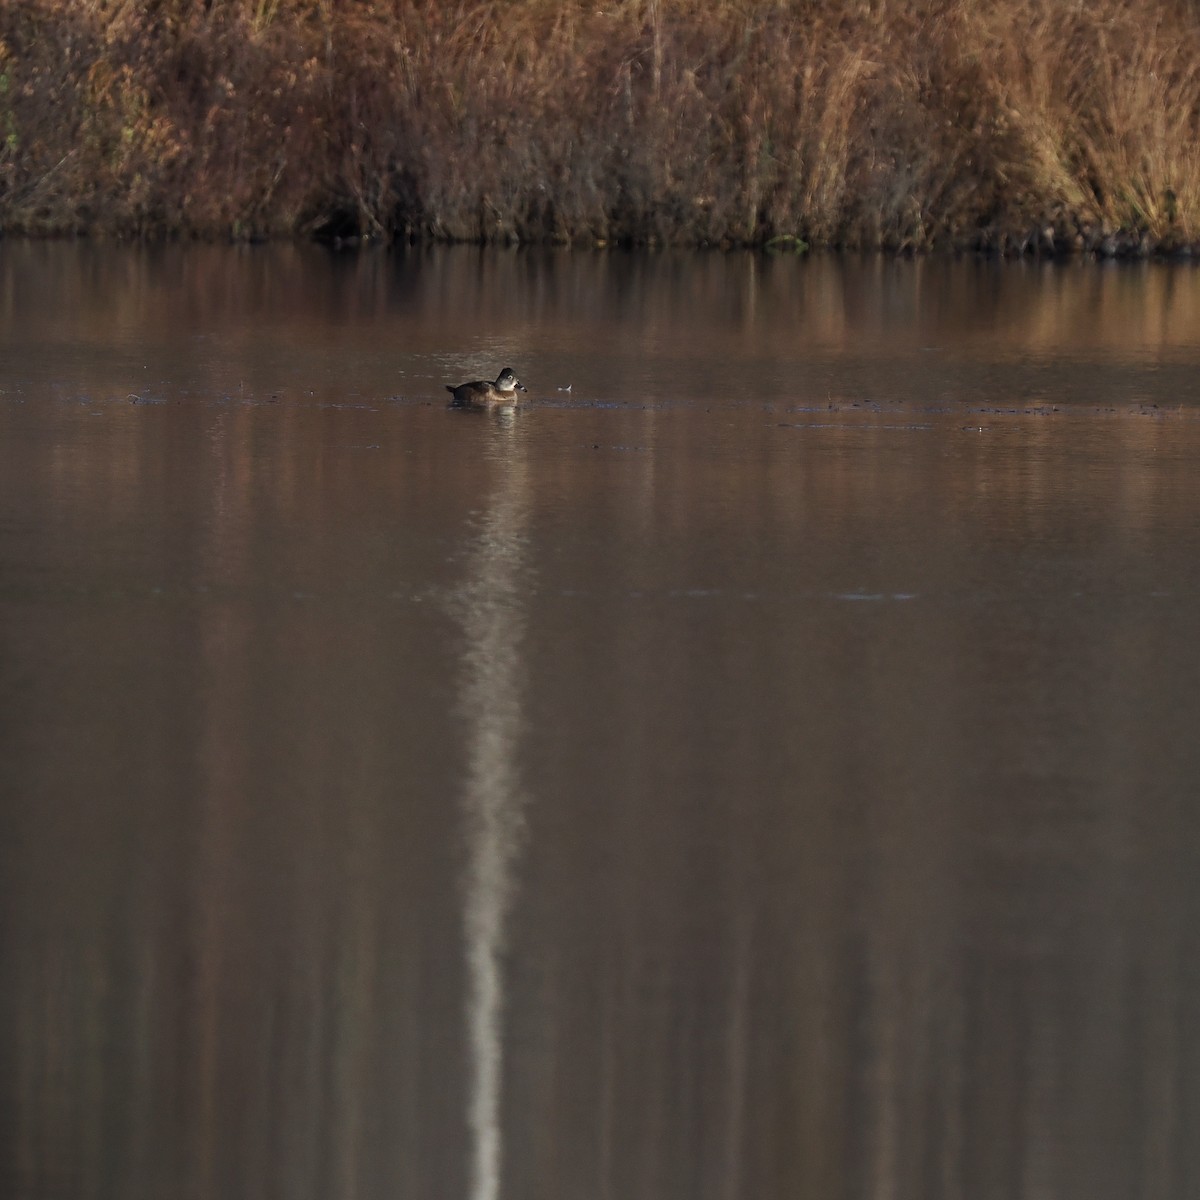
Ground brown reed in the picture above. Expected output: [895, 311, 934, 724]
[2, 0, 1200, 251]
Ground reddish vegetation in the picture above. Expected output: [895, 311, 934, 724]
[2, 0, 1200, 252]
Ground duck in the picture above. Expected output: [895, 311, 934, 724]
[446, 367, 528, 409]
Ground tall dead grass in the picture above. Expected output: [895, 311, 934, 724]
[2, 0, 1200, 250]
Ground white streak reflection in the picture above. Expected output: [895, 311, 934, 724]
[455, 425, 530, 1200]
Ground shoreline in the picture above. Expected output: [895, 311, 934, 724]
[3, 229, 1197, 264]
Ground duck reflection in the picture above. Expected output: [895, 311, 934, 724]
[452, 417, 532, 1200]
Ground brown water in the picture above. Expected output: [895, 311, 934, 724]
[3, 243, 1200, 1200]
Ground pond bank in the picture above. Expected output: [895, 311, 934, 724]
[3, 1, 1200, 253]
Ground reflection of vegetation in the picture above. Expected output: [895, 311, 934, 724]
[3, 0, 1200, 251]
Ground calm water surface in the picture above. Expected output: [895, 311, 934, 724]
[3, 244, 1200, 1199]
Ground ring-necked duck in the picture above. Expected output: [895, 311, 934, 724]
[446, 367, 527, 408]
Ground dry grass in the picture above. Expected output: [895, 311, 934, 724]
[2, 0, 1200, 250]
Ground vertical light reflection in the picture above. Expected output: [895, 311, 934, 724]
[455, 417, 531, 1200]
[720, 913, 750, 1200]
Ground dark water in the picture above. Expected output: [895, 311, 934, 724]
[3, 243, 1200, 1200]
